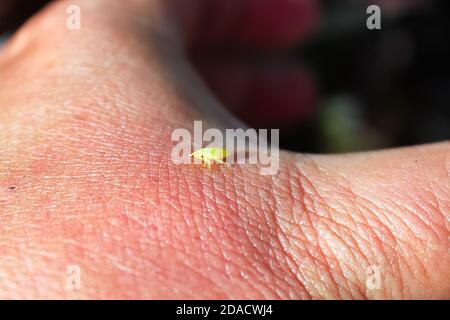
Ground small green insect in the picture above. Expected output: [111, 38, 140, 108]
[191, 147, 231, 169]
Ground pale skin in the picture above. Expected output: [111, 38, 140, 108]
[0, 0, 448, 299]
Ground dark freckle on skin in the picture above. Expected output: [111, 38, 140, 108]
[7, 186, 17, 191]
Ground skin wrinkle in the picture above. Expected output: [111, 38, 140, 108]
[213, 212, 268, 298]
[344, 193, 398, 298]
[241, 168, 312, 298]
[221, 168, 281, 298]
[306, 160, 412, 298]
[150, 229, 220, 297]
[254, 190, 309, 298]
[277, 171, 314, 297]
[2, 135, 446, 298]
[5, 230, 84, 299]
[286, 165, 326, 288]
[1, 0, 449, 299]
[12, 134, 190, 298]
[269, 166, 314, 299]
[160, 165, 207, 285]
[391, 189, 442, 243]
[177, 170, 215, 280]
[414, 146, 448, 234]
[294, 158, 392, 298]
[226, 175, 289, 298]
[317, 221, 358, 299]
[303, 177, 363, 292]
[318, 221, 363, 297]
[317, 227, 361, 299]
[319, 182, 383, 298]
[284, 178, 329, 298]
[358, 186, 435, 290]
[387, 193, 442, 269]
[311, 147, 449, 298]
[271, 159, 343, 298]
[222, 192, 267, 298]
[191, 177, 244, 295]
[298, 170, 345, 298]
[264, 175, 306, 298]
[252, 169, 307, 298]
[171, 163, 301, 298]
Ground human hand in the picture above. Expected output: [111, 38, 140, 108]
[0, 0, 448, 299]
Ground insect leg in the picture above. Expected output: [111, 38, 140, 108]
[214, 159, 231, 167]
[204, 159, 212, 169]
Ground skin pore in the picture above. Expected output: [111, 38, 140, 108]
[0, 0, 448, 299]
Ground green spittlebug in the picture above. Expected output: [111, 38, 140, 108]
[191, 147, 230, 169]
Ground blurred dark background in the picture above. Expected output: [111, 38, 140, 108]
[1, 0, 449, 153]
[290, 0, 450, 153]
